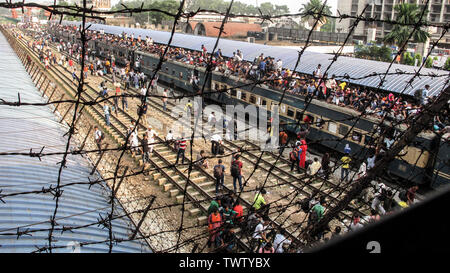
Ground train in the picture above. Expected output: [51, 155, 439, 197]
[47, 23, 449, 190]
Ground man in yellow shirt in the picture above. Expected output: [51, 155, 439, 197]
[340, 152, 352, 182]
[253, 189, 269, 217]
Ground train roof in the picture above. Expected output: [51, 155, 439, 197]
[58, 21, 449, 98]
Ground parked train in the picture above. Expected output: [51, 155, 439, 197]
[48, 25, 449, 189]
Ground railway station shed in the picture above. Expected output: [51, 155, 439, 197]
[0, 42, 151, 253]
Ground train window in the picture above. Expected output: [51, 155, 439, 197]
[339, 124, 349, 136]
[262, 99, 267, 106]
[230, 88, 237, 97]
[241, 92, 247, 101]
[256, 97, 261, 105]
[295, 111, 303, 121]
[352, 131, 362, 142]
[172, 69, 176, 75]
[328, 122, 337, 134]
[179, 72, 183, 79]
[249, 95, 256, 104]
[165, 67, 169, 72]
[237, 90, 241, 99]
[287, 107, 295, 117]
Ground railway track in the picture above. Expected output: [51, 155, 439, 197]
[14, 28, 373, 249]
[39, 29, 374, 219]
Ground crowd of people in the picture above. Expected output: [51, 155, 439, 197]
[46, 24, 450, 135]
[17, 25, 439, 253]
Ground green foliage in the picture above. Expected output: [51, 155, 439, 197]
[402, 52, 414, 66]
[57, 1, 78, 21]
[444, 57, 450, 71]
[355, 44, 393, 62]
[383, 3, 430, 48]
[112, 0, 178, 25]
[414, 53, 422, 66]
[185, 0, 289, 16]
[299, 0, 332, 24]
[320, 17, 336, 32]
[424, 57, 433, 68]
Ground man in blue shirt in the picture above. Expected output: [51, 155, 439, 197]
[307, 82, 316, 96]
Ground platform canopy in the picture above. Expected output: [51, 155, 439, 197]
[0, 32, 151, 253]
[61, 21, 449, 97]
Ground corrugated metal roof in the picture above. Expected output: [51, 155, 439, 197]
[0, 32, 151, 253]
[61, 21, 449, 97]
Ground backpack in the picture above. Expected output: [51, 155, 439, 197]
[230, 160, 240, 178]
[218, 145, 225, 155]
[289, 150, 299, 162]
[137, 105, 143, 116]
[213, 165, 223, 178]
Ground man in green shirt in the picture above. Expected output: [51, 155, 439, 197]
[253, 189, 269, 217]
[207, 198, 220, 216]
[309, 196, 328, 240]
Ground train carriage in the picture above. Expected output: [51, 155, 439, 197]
[51, 22, 450, 189]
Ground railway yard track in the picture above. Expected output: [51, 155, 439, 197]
[9, 28, 374, 251]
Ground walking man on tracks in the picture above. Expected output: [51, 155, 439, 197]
[103, 102, 110, 126]
[174, 133, 187, 165]
[230, 154, 244, 193]
[162, 88, 168, 111]
[213, 159, 226, 195]
[94, 126, 104, 154]
[141, 133, 150, 165]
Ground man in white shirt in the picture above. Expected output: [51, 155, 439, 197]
[251, 217, 270, 252]
[207, 111, 216, 126]
[141, 86, 147, 98]
[94, 126, 103, 154]
[273, 229, 291, 253]
[103, 103, 110, 126]
[210, 133, 222, 155]
[147, 125, 158, 139]
[276, 59, 283, 71]
[165, 130, 174, 142]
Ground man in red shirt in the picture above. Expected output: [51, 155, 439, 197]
[233, 199, 244, 225]
[231, 154, 244, 193]
[174, 134, 187, 165]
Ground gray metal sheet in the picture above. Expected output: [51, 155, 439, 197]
[0, 31, 150, 253]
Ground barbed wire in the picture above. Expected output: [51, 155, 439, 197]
[0, 0, 449, 254]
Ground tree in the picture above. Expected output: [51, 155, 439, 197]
[112, 0, 178, 25]
[444, 57, 450, 71]
[355, 44, 393, 62]
[299, 0, 332, 30]
[402, 52, 414, 66]
[383, 3, 430, 62]
[320, 17, 335, 33]
[414, 53, 422, 66]
[425, 56, 433, 68]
